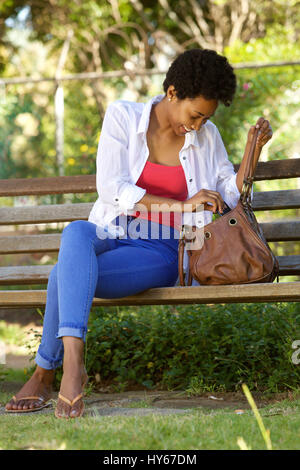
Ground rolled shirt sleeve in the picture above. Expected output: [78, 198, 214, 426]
[214, 126, 253, 208]
[96, 103, 146, 214]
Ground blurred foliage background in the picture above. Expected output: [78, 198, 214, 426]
[0, 0, 299, 279]
[0, 0, 299, 179]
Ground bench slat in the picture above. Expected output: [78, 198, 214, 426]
[0, 159, 299, 197]
[0, 203, 93, 225]
[259, 220, 300, 241]
[0, 282, 299, 307]
[1, 219, 299, 254]
[0, 190, 300, 226]
[0, 265, 53, 284]
[0, 256, 299, 285]
[0, 175, 96, 197]
[277, 255, 300, 275]
[252, 189, 300, 210]
[0, 234, 60, 254]
[243, 158, 300, 181]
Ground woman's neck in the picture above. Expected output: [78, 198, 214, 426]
[148, 97, 175, 139]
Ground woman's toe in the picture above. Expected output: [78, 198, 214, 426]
[70, 406, 81, 418]
[20, 401, 29, 410]
[63, 403, 71, 418]
[56, 400, 70, 418]
[29, 400, 39, 409]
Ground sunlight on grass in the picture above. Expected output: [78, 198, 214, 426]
[0, 399, 299, 450]
[0, 321, 25, 346]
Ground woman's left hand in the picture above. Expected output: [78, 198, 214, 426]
[250, 117, 273, 150]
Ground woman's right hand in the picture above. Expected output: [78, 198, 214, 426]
[183, 189, 226, 214]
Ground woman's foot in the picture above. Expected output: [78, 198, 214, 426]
[5, 366, 54, 412]
[55, 337, 88, 419]
[55, 364, 88, 419]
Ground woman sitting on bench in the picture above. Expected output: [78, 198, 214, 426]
[5, 48, 272, 419]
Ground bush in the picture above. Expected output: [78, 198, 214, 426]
[83, 302, 300, 393]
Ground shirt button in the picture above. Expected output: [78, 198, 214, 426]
[183, 156, 186, 160]
[115, 198, 119, 202]
[189, 178, 193, 182]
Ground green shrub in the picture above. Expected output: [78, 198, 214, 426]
[84, 302, 300, 393]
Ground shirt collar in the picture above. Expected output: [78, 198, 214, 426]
[137, 94, 165, 135]
[185, 129, 201, 148]
[137, 93, 201, 149]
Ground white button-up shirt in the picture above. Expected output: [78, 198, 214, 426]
[88, 93, 243, 286]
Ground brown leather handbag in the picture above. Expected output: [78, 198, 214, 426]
[178, 127, 279, 286]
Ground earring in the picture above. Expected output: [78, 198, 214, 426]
[168, 97, 172, 102]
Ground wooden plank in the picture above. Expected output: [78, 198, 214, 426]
[0, 175, 96, 197]
[252, 189, 300, 211]
[0, 256, 299, 285]
[0, 234, 61, 254]
[0, 159, 299, 198]
[277, 256, 300, 276]
[259, 220, 300, 241]
[0, 219, 299, 254]
[0, 282, 299, 307]
[0, 190, 299, 226]
[0, 203, 92, 225]
[0, 265, 53, 284]
[234, 159, 300, 181]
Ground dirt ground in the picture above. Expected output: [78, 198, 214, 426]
[1, 378, 296, 417]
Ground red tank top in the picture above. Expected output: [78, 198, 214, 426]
[129, 160, 188, 230]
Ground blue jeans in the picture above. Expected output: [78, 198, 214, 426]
[35, 217, 180, 370]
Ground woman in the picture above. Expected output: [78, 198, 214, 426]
[5, 49, 272, 419]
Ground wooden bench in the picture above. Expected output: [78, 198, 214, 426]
[1, 158, 300, 308]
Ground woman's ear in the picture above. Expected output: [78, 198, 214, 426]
[167, 85, 178, 102]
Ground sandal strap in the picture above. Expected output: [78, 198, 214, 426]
[12, 395, 46, 402]
[58, 392, 83, 407]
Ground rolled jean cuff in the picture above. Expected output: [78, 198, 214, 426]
[56, 326, 87, 343]
[35, 351, 63, 370]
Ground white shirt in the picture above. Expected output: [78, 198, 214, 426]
[88, 93, 243, 286]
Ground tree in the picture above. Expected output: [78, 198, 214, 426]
[1, 0, 300, 108]
[0, 1, 299, 180]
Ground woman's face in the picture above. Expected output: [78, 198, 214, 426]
[167, 86, 218, 137]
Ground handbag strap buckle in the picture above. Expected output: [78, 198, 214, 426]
[180, 224, 197, 243]
[241, 177, 254, 206]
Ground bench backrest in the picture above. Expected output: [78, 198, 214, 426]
[0, 159, 300, 287]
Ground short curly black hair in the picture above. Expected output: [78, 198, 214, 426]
[163, 49, 236, 106]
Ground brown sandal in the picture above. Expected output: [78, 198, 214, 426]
[54, 376, 88, 419]
[55, 392, 85, 419]
[5, 395, 52, 413]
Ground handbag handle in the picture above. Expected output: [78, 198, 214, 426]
[241, 127, 260, 205]
[178, 126, 260, 287]
[178, 240, 193, 286]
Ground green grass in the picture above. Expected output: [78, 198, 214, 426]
[1, 368, 299, 450]
[1, 300, 299, 449]
[0, 399, 299, 450]
[1, 368, 28, 382]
